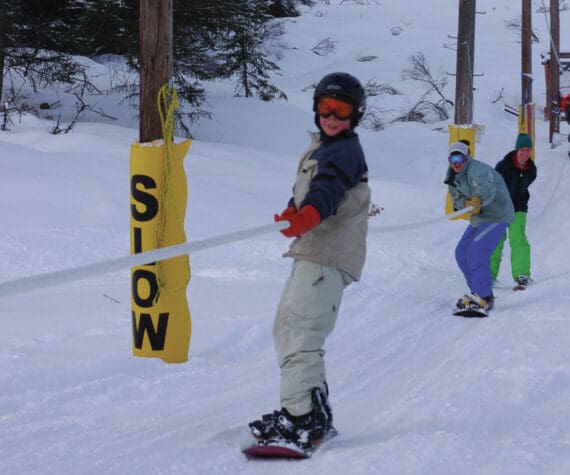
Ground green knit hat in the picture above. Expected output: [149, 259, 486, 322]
[515, 133, 532, 150]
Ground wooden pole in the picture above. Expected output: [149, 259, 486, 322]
[139, 0, 173, 143]
[521, 0, 532, 104]
[549, 0, 560, 142]
[454, 0, 476, 125]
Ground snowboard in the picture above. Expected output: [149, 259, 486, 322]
[243, 427, 337, 459]
[453, 308, 488, 318]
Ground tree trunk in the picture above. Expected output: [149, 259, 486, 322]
[0, 6, 7, 104]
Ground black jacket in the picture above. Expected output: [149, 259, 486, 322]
[495, 150, 537, 212]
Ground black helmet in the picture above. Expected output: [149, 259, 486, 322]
[313, 72, 366, 126]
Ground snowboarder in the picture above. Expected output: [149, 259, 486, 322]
[444, 141, 515, 315]
[490, 133, 537, 290]
[248, 72, 370, 451]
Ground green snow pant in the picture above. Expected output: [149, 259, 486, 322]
[490, 211, 531, 282]
[273, 260, 353, 416]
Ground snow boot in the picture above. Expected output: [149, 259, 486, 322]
[273, 388, 331, 448]
[457, 292, 493, 313]
[249, 409, 282, 440]
[321, 382, 334, 433]
[515, 275, 529, 289]
[249, 387, 332, 448]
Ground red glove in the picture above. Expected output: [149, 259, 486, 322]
[274, 204, 321, 238]
[278, 205, 297, 218]
[273, 206, 295, 229]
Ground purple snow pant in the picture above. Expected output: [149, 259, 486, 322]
[455, 222, 508, 298]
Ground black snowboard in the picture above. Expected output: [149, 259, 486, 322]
[453, 308, 488, 318]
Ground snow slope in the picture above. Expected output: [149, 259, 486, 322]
[1, 1, 570, 474]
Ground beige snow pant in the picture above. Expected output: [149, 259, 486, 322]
[273, 259, 354, 416]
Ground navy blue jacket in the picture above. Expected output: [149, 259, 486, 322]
[495, 151, 537, 212]
[289, 130, 368, 219]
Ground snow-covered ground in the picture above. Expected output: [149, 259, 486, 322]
[1, 1, 570, 473]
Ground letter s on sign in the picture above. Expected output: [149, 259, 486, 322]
[131, 174, 159, 222]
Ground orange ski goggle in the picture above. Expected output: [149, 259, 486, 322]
[317, 96, 353, 120]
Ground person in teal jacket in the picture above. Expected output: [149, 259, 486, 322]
[490, 133, 537, 289]
[445, 141, 515, 313]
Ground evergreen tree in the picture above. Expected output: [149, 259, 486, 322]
[170, 0, 285, 130]
[269, 0, 314, 18]
[79, 0, 137, 56]
[0, 0, 288, 129]
[11, 0, 80, 52]
[220, 0, 286, 101]
[0, 0, 85, 103]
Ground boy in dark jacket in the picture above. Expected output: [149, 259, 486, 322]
[490, 133, 537, 289]
[248, 73, 370, 450]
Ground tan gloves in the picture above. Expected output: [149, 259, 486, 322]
[464, 195, 482, 215]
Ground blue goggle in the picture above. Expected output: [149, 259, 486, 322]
[448, 153, 466, 165]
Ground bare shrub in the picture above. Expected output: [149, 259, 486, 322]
[396, 52, 453, 123]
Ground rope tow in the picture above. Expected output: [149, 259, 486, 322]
[0, 221, 288, 299]
[369, 205, 473, 234]
[0, 207, 472, 299]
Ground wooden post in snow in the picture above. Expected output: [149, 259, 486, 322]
[548, 0, 560, 143]
[139, 0, 173, 142]
[454, 0, 476, 125]
[521, 0, 532, 104]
